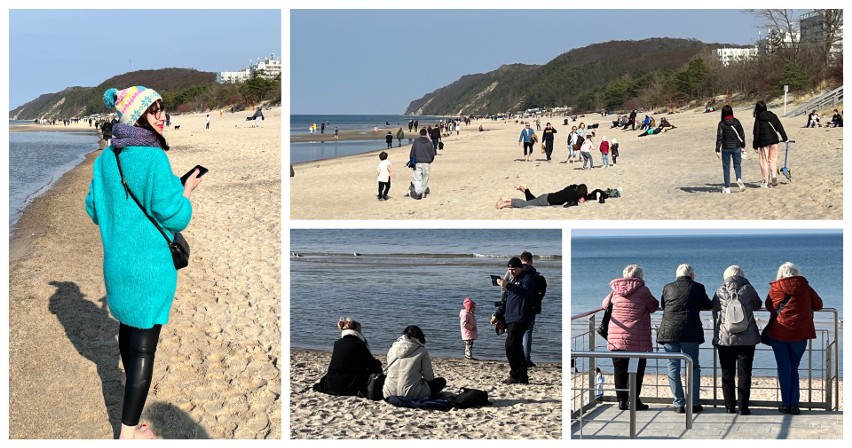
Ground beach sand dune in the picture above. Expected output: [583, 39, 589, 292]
[290, 349, 562, 439]
[290, 107, 842, 220]
[9, 108, 281, 439]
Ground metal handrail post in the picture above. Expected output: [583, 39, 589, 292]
[588, 315, 596, 405]
[628, 357, 637, 439]
[686, 355, 693, 429]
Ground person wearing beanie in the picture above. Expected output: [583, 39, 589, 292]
[492, 256, 536, 384]
[459, 297, 478, 360]
[85, 86, 205, 439]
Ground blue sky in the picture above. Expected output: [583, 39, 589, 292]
[8, 9, 281, 109]
[291, 9, 802, 115]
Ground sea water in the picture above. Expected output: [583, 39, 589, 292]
[8, 130, 100, 231]
[290, 229, 563, 362]
[571, 231, 842, 378]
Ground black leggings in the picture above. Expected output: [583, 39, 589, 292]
[119, 323, 162, 426]
[378, 180, 390, 197]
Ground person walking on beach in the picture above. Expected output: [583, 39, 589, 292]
[334, 127, 339, 139]
[715, 105, 747, 194]
[396, 127, 405, 147]
[566, 126, 578, 163]
[429, 125, 441, 153]
[603, 264, 658, 410]
[658, 264, 713, 414]
[383, 326, 447, 399]
[408, 119, 413, 132]
[764, 262, 823, 415]
[376, 151, 393, 201]
[408, 128, 434, 200]
[460, 297, 478, 360]
[312, 317, 383, 397]
[580, 134, 595, 169]
[205, 114, 210, 130]
[712, 265, 762, 415]
[86, 86, 204, 439]
[541, 122, 557, 162]
[385, 131, 393, 148]
[321, 122, 326, 134]
[518, 122, 536, 162]
[752, 100, 788, 188]
[492, 257, 535, 384]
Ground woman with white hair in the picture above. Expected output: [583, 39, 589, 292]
[764, 262, 823, 415]
[602, 264, 659, 410]
[712, 265, 762, 415]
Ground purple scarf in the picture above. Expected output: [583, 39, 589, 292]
[111, 123, 162, 150]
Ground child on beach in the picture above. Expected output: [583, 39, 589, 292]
[599, 136, 610, 168]
[460, 297, 478, 360]
[377, 151, 393, 201]
[596, 367, 605, 402]
[611, 138, 619, 165]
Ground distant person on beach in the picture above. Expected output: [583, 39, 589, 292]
[459, 297, 478, 360]
[455, 122, 460, 135]
[610, 137, 620, 165]
[752, 100, 788, 189]
[86, 86, 204, 439]
[205, 114, 210, 130]
[658, 117, 676, 132]
[492, 257, 536, 384]
[535, 118, 541, 131]
[764, 262, 823, 415]
[599, 136, 610, 168]
[579, 134, 595, 169]
[830, 109, 843, 127]
[383, 325, 447, 399]
[658, 264, 712, 414]
[566, 126, 578, 163]
[806, 110, 821, 128]
[518, 122, 536, 162]
[376, 151, 393, 201]
[595, 367, 605, 402]
[385, 131, 393, 148]
[603, 264, 658, 410]
[408, 128, 434, 200]
[312, 317, 383, 397]
[408, 119, 413, 132]
[541, 122, 557, 162]
[396, 127, 404, 147]
[429, 125, 441, 152]
[495, 183, 588, 209]
[321, 122, 326, 134]
[165, 112, 171, 127]
[334, 127, 339, 139]
[715, 105, 747, 194]
[712, 265, 762, 415]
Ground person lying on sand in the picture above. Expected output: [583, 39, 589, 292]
[496, 184, 588, 209]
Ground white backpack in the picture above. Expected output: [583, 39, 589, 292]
[723, 287, 749, 334]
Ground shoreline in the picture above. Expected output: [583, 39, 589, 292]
[290, 349, 563, 439]
[9, 108, 282, 439]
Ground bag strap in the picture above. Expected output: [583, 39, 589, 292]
[602, 292, 614, 310]
[776, 294, 793, 314]
[382, 356, 399, 374]
[731, 125, 744, 144]
[114, 149, 173, 245]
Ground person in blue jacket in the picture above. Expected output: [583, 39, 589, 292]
[86, 86, 204, 439]
[492, 256, 536, 384]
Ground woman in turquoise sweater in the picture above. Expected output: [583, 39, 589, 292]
[86, 86, 203, 439]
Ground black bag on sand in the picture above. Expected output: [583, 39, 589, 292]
[365, 372, 386, 401]
[453, 387, 492, 409]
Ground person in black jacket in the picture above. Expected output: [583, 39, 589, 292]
[541, 122, 557, 162]
[496, 183, 588, 209]
[752, 101, 789, 188]
[492, 257, 536, 384]
[312, 317, 382, 397]
[657, 264, 713, 414]
[714, 105, 747, 194]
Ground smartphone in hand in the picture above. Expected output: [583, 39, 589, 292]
[490, 274, 502, 286]
[180, 165, 209, 185]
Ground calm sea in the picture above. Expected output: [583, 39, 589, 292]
[290, 114, 447, 163]
[8, 129, 100, 231]
[571, 232, 843, 377]
[290, 229, 563, 362]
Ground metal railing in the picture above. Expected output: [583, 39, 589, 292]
[571, 307, 840, 438]
[786, 86, 843, 117]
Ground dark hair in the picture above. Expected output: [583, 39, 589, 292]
[419, 128, 427, 136]
[379, 151, 388, 160]
[520, 251, 533, 263]
[135, 99, 169, 151]
[720, 105, 733, 120]
[576, 184, 589, 197]
[753, 100, 767, 117]
[403, 325, 426, 344]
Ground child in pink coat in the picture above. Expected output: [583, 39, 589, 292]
[460, 297, 478, 360]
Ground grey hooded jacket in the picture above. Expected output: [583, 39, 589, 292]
[382, 335, 435, 399]
[712, 275, 762, 346]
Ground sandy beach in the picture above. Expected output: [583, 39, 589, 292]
[8, 107, 281, 439]
[290, 349, 562, 439]
[290, 104, 842, 220]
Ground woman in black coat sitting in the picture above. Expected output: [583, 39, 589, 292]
[313, 317, 383, 397]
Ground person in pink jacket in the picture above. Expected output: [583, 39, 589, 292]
[460, 297, 478, 360]
[602, 264, 660, 410]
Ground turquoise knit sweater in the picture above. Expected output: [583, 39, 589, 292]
[86, 145, 192, 329]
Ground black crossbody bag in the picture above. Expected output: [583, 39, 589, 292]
[114, 150, 190, 269]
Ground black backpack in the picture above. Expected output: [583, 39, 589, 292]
[452, 388, 492, 409]
[532, 273, 547, 315]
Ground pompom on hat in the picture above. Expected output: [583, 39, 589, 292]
[103, 86, 162, 125]
[463, 297, 476, 310]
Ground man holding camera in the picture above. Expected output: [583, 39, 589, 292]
[492, 257, 536, 384]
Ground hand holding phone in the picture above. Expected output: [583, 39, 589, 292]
[490, 274, 502, 286]
[181, 165, 209, 185]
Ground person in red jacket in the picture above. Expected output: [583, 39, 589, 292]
[765, 262, 824, 415]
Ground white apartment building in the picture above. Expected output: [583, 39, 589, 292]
[217, 53, 282, 84]
[800, 10, 843, 59]
[715, 47, 759, 66]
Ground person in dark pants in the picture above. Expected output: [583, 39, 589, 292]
[385, 131, 393, 148]
[541, 122, 557, 162]
[493, 257, 536, 384]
